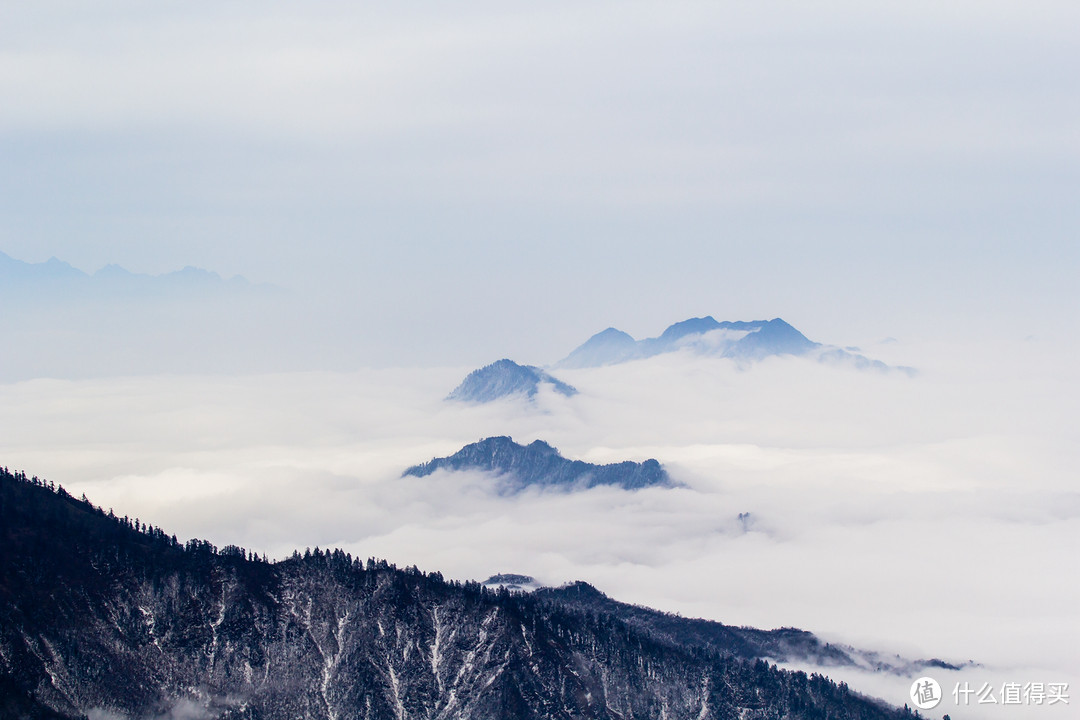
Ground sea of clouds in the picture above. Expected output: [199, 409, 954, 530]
[1, 335, 1076, 714]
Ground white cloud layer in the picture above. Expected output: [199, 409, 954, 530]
[1, 335, 1076, 712]
[1, 3, 1077, 712]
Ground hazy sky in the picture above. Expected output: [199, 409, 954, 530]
[1, 4, 1077, 713]
[1, 1, 1077, 365]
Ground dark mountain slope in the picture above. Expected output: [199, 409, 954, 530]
[0, 468, 913, 720]
[537, 582, 942, 674]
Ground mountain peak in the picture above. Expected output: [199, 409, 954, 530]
[552, 580, 607, 600]
[594, 327, 635, 340]
[657, 316, 721, 343]
[554, 326, 638, 369]
[557, 315, 832, 367]
[447, 359, 577, 403]
[481, 573, 544, 592]
[93, 263, 135, 278]
[402, 436, 672, 493]
[526, 438, 559, 454]
[0, 250, 263, 294]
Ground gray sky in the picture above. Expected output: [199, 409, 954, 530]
[1, 1, 1077, 366]
[1, 4, 1078, 712]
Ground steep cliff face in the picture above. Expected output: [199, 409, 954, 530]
[0, 470, 912, 720]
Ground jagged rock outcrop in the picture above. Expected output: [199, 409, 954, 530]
[401, 436, 671, 492]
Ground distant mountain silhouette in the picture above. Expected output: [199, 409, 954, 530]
[555, 327, 639, 368]
[0, 250, 292, 381]
[0, 250, 270, 297]
[560, 317, 817, 367]
[557, 316, 911, 373]
[655, 316, 726, 344]
[725, 318, 818, 359]
[0, 252, 85, 282]
[447, 359, 577, 403]
[402, 436, 671, 492]
[481, 573, 544, 592]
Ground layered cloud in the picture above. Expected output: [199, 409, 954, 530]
[1, 335, 1075, 711]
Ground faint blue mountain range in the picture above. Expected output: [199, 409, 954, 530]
[0, 250, 277, 298]
[447, 359, 577, 403]
[0, 250, 289, 381]
[402, 436, 671, 493]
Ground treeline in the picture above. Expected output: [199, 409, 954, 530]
[1, 466, 493, 595]
[1, 465, 918, 720]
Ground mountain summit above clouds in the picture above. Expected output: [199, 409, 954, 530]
[558, 317, 816, 368]
[558, 316, 910, 373]
[402, 436, 671, 492]
[447, 359, 577, 403]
